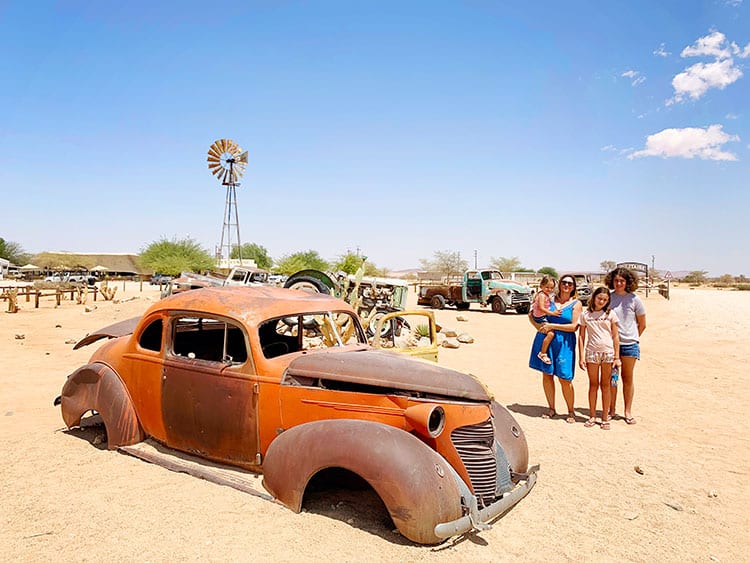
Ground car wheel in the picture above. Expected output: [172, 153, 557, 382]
[430, 295, 446, 309]
[516, 305, 530, 315]
[455, 302, 470, 310]
[491, 297, 506, 314]
[284, 275, 329, 294]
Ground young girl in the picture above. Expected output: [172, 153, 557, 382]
[532, 277, 561, 364]
[578, 286, 620, 429]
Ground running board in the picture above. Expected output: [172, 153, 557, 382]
[119, 440, 274, 501]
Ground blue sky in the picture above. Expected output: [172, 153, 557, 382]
[1, 1, 748, 275]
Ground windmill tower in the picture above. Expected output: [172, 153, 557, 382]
[207, 139, 248, 268]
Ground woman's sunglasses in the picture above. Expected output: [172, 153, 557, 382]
[560, 280, 574, 286]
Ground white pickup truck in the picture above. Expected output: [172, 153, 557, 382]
[165, 266, 269, 296]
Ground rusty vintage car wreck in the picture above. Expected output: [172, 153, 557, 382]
[56, 286, 537, 544]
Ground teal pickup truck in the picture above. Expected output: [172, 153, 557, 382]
[418, 269, 532, 314]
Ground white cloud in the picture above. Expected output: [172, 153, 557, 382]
[622, 69, 646, 86]
[600, 145, 616, 152]
[653, 43, 671, 57]
[629, 125, 740, 161]
[681, 31, 732, 59]
[732, 41, 750, 58]
[666, 30, 748, 104]
[668, 58, 742, 104]
[725, 113, 739, 119]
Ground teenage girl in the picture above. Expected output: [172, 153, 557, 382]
[578, 287, 620, 429]
[532, 277, 561, 364]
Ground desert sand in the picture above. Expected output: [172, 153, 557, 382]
[1, 281, 748, 562]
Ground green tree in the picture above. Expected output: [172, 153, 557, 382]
[537, 266, 559, 278]
[274, 250, 330, 275]
[681, 270, 708, 284]
[0, 238, 30, 265]
[490, 256, 525, 272]
[333, 252, 381, 276]
[139, 237, 215, 276]
[419, 250, 468, 277]
[600, 260, 617, 272]
[230, 243, 272, 269]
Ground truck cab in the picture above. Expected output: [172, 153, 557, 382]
[462, 270, 532, 314]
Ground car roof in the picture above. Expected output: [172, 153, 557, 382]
[145, 285, 355, 327]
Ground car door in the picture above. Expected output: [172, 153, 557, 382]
[161, 314, 260, 466]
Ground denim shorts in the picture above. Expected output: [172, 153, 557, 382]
[619, 342, 640, 359]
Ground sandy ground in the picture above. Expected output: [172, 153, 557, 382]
[1, 281, 748, 562]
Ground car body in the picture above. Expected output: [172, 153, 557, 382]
[56, 286, 535, 544]
[567, 272, 593, 305]
[150, 273, 173, 285]
[44, 273, 97, 285]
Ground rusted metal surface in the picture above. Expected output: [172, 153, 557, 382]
[491, 401, 530, 475]
[57, 285, 534, 544]
[60, 363, 144, 449]
[262, 419, 464, 545]
[73, 316, 140, 349]
[284, 350, 491, 401]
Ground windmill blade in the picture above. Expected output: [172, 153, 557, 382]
[236, 151, 248, 164]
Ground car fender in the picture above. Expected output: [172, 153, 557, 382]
[262, 419, 464, 544]
[59, 362, 144, 450]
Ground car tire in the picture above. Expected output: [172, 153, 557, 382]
[455, 302, 470, 310]
[430, 295, 446, 309]
[491, 297, 506, 314]
[284, 275, 329, 294]
[516, 305, 530, 315]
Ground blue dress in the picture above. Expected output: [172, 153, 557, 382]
[529, 300, 579, 381]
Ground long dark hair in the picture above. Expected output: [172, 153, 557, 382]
[605, 267, 639, 292]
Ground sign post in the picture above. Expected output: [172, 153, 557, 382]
[616, 262, 649, 297]
[664, 271, 673, 300]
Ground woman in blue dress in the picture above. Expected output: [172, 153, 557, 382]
[528, 275, 583, 423]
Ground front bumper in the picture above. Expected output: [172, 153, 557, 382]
[433, 466, 538, 540]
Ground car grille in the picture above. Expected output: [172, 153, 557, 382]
[451, 419, 497, 504]
[511, 292, 530, 304]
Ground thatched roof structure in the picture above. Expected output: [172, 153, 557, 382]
[32, 252, 145, 276]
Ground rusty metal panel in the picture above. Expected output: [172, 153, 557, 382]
[60, 363, 144, 449]
[285, 350, 492, 401]
[262, 419, 464, 545]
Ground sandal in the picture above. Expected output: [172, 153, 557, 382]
[566, 414, 576, 424]
[541, 409, 556, 419]
[601, 420, 611, 430]
[625, 417, 637, 425]
[583, 418, 596, 428]
[537, 352, 552, 365]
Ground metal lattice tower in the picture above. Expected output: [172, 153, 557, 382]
[207, 139, 248, 266]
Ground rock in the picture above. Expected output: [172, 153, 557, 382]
[664, 502, 683, 512]
[623, 512, 639, 521]
[442, 328, 458, 337]
[634, 466, 644, 475]
[457, 333, 474, 344]
[14, 334, 25, 340]
[417, 337, 432, 347]
[85, 305, 97, 313]
[442, 338, 460, 349]
[55, 324, 62, 328]
[456, 315, 469, 322]
[65, 339, 77, 345]
[708, 490, 718, 498]
[436, 333, 447, 345]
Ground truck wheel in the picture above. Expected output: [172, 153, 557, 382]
[491, 298, 506, 314]
[455, 303, 470, 310]
[285, 276, 329, 294]
[516, 305, 530, 315]
[430, 295, 446, 310]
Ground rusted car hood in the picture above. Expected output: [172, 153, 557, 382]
[285, 349, 492, 402]
[73, 316, 140, 350]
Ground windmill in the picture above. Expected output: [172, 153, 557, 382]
[207, 139, 249, 267]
